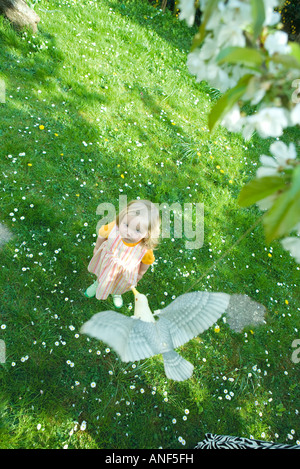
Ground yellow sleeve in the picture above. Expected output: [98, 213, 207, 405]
[98, 221, 115, 238]
[141, 249, 155, 265]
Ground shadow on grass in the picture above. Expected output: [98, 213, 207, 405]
[108, 0, 196, 53]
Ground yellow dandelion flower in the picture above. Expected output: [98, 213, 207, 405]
[76, 194, 80, 197]
[229, 180, 233, 184]
[39, 125, 45, 130]
[216, 165, 220, 169]
[220, 169, 224, 174]
[54, 133, 58, 136]
[214, 325, 220, 333]
[285, 300, 289, 305]
[121, 174, 125, 179]
[268, 253, 272, 258]
[27, 163, 32, 167]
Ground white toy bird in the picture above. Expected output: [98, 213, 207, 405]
[80, 288, 230, 381]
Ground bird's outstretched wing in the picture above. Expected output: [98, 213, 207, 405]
[157, 291, 230, 348]
[80, 311, 159, 362]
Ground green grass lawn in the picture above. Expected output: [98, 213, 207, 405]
[0, 0, 299, 449]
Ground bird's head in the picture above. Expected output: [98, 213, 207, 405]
[131, 287, 155, 323]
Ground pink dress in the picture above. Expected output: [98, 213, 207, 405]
[87, 222, 154, 299]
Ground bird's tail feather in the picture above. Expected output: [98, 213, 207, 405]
[162, 351, 194, 381]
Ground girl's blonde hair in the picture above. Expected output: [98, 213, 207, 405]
[116, 199, 161, 250]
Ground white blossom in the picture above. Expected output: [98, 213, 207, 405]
[187, 50, 235, 92]
[80, 421, 87, 431]
[264, 31, 291, 56]
[221, 104, 242, 132]
[180, 0, 299, 260]
[178, 0, 196, 27]
[255, 107, 290, 138]
[205, 64, 233, 91]
[222, 0, 252, 28]
[198, 36, 219, 61]
[216, 24, 246, 48]
[206, 8, 224, 31]
[262, 0, 281, 26]
[242, 107, 289, 140]
[250, 88, 266, 106]
[205, 0, 251, 30]
[256, 141, 297, 178]
[185, 1, 253, 93]
[243, 80, 267, 106]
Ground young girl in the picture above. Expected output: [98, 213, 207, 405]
[85, 199, 160, 308]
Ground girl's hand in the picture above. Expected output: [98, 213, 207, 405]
[137, 263, 150, 282]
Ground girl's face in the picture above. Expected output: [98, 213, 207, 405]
[119, 205, 149, 244]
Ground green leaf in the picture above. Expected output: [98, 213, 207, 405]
[217, 46, 264, 69]
[238, 175, 287, 207]
[262, 167, 300, 242]
[276, 403, 286, 414]
[290, 164, 300, 196]
[251, 0, 265, 39]
[197, 405, 203, 414]
[268, 53, 300, 71]
[263, 186, 300, 242]
[208, 74, 254, 131]
[290, 42, 300, 63]
[191, 0, 220, 50]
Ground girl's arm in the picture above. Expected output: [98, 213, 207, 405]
[93, 235, 106, 255]
[137, 263, 150, 282]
